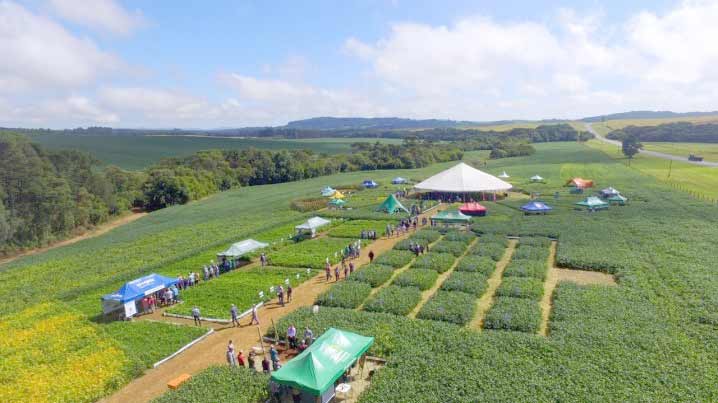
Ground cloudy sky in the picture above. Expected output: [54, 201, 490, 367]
[1, 0, 717, 128]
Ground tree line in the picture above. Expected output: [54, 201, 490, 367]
[606, 122, 718, 143]
[0, 133, 461, 252]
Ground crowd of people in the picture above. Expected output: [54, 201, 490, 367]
[385, 216, 420, 237]
[226, 324, 315, 373]
[360, 229, 378, 240]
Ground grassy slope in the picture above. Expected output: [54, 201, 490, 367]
[29, 134, 402, 170]
[641, 142, 718, 162]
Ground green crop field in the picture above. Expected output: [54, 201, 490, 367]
[28, 134, 402, 170]
[641, 142, 718, 162]
[6, 141, 718, 403]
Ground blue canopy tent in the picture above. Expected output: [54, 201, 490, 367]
[362, 180, 378, 188]
[101, 273, 178, 319]
[521, 201, 553, 215]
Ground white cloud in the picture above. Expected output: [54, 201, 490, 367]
[47, 0, 144, 35]
[0, 1, 119, 93]
[0, 95, 118, 126]
[99, 87, 211, 120]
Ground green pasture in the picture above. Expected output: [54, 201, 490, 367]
[642, 142, 718, 162]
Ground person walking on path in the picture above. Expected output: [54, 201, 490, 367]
[250, 304, 260, 325]
[227, 340, 238, 367]
[262, 356, 271, 374]
[248, 350, 257, 371]
[191, 306, 201, 326]
[325, 261, 331, 282]
[287, 325, 297, 349]
[286, 284, 293, 302]
[343, 263, 349, 279]
[237, 350, 246, 367]
[368, 250, 374, 263]
[260, 253, 267, 267]
[270, 345, 280, 370]
[277, 285, 285, 307]
[334, 265, 340, 282]
[230, 304, 240, 327]
[349, 262, 355, 275]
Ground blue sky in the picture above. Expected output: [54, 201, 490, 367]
[0, 0, 715, 128]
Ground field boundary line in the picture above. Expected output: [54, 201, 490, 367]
[407, 237, 477, 319]
[468, 239, 517, 330]
[152, 328, 214, 368]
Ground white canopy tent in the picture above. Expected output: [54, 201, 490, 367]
[414, 162, 512, 193]
[217, 239, 269, 258]
[295, 216, 331, 238]
[498, 171, 510, 178]
[530, 175, 544, 182]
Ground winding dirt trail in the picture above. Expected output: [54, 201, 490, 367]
[468, 240, 517, 330]
[101, 210, 438, 403]
[0, 212, 147, 267]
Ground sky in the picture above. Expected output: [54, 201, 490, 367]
[1, 0, 717, 128]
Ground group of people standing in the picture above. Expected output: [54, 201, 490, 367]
[407, 240, 429, 256]
[360, 230, 378, 240]
[325, 256, 357, 282]
[385, 216, 419, 237]
[226, 324, 315, 373]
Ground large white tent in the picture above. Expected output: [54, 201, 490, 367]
[217, 239, 269, 258]
[414, 162, 512, 193]
[295, 216, 331, 237]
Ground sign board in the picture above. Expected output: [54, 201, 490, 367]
[284, 278, 289, 285]
[259, 291, 265, 299]
[124, 301, 137, 317]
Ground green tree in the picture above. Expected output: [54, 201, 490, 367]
[622, 133, 643, 163]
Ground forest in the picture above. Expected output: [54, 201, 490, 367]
[606, 122, 718, 143]
[0, 133, 460, 252]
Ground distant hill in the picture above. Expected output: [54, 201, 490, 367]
[284, 117, 482, 130]
[581, 110, 718, 122]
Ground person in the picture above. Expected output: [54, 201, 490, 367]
[170, 285, 180, 303]
[349, 262, 355, 275]
[260, 253, 267, 267]
[287, 324, 297, 349]
[298, 339, 308, 352]
[270, 345, 280, 370]
[277, 285, 285, 307]
[248, 350, 257, 371]
[262, 355, 271, 373]
[203, 265, 209, 280]
[343, 263, 349, 279]
[304, 327, 313, 345]
[237, 350, 246, 367]
[250, 304, 260, 325]
[292, 387, 302, 403]
[325, 261, 331, 281]
[368, 250, 375, 263]
[334, 265, 340, 282]
[148, 295, 156, 313]
[230, 304, 239, 327]
[227, 340, 238, 367]
[286, 284, 293, 302]
[192, 306, 201, 326]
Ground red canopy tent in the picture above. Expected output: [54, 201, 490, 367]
[566, 177, 594, 189]
[459, 202, 487, 216]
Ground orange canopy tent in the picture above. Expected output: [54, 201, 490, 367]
[566, 177, 594, 189]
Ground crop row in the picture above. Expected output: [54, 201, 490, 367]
[327, 219, 393, 238]
[350, 264, 396, 287]
[431, 240, 469, 256]
[364, 285, 423, 316]
[315, 281, 372, 309]
[269, 237, 365, 269]
[152, 366, 269, 403]
[440, 271, 489, 296]
[393, 268, 439, 290]
[411, 252, 456, 273]
[483, 296, 541, 333]
[468, 241, 506, 261]
[374, 250, 415, 268]
[416, 290, 477, 325]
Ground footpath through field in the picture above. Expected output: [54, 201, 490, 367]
[101, 208, 439, 403]
[468, 240, 517, 330]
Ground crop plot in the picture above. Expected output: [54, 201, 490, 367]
[328, 219, 393, 238]
[269, 237, 361, 269]
[363, 285, 422, 316]
[315, 281, 372, 309]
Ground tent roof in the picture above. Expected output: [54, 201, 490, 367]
[432, 210, 472, 222]
[576, 196, 609, 207]
[392, 177, 408, 184]
[414, 162, 512, 193]
[271, 328, 374, 395]
[321, 187, 336, 197]
[459, 202, 487, 212]
[601, 187, 620, 195]
[530, 175, 544, 180]
[521, 201, 553, 212]
[296, 217, 331, 231]
[608, 194, 627, 202]
[328, 198, 346, 206]
[498, 171, 510, 178]
[217, 239, 268, 258]
[331, 190, 345, 199]
[102, 273, 177, 303]
[566, 177, 594, 188]
[376, 194, 409, 214]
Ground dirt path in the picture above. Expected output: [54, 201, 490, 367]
[408, 237, 477, 319]
[101, 212, 436, 403]
[0, 212, 147, 267]
[468, 240, 517, 330]
[538, 241, 617, 336]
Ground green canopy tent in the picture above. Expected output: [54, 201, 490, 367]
[607, 194, 628, 205]
[328, 198, 346, 208]
[376, 194, 409, 214]
[576, 196, 609, 211]
[431, 210, 472, 228]
[271, 328, 374, 398]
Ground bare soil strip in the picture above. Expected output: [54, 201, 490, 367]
[0, 212, 147, 267]
[103, 211, 437, 403]
[468, 239, 517, 330]
[408, 237, 478, 319]
[538, 241, 617, 337]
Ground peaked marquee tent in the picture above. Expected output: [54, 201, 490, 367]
[377, 194, 409, 214]
[217, 239, 269, 258]
[576, 196, 609, 210]
[271, 328, 374, 397]
[521, 201, 553, 214]
[530, 175, 545, 182]
[328, 198, 346, 208]
[101, 273, 178, 317]
[295, 217, 331, 237]
[331, 190, 346, 199]
[414, 162, 512, 193]
[459, 202, 487, 216]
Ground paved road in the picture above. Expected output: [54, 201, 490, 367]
[585, 123, 718, 167]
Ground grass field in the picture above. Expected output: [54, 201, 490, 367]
[6, 141, 718, 402]
[642, 142, 718, 162]
[29, 134, 402, 170]
[594, 114, 718, 131]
